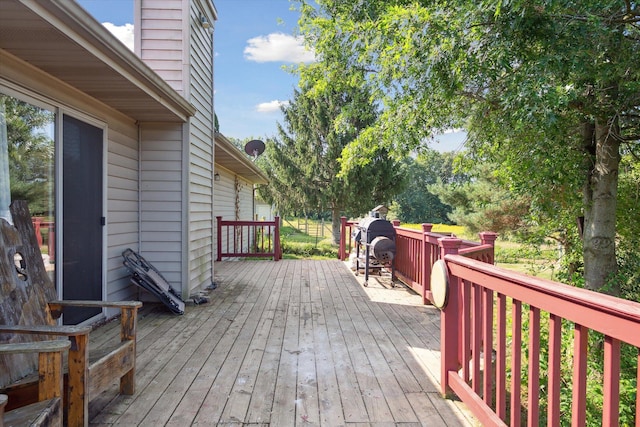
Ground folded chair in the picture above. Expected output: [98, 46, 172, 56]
[122, 248, 185, 315]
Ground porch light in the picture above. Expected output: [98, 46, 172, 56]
[200, 14, 211, 29]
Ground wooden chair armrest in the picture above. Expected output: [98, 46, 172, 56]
[47, 300, 142, 320]
[0, 325, 91, 337]
[0, 340, 71, 354]
[48, 300, 142, 309]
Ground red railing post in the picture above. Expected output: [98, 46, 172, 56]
[421, 223, 434, 305]
[479, 231, 498, 264]
[392, 219, 400, 227]
[339, 216, 347, 260]
[216, 216, 222, 261]
[439, 237, 462, 397]
[274, 216, 281, 261]
[47, 223, 55, 261]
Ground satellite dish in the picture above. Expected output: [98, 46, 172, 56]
[244, 139, 265, 160]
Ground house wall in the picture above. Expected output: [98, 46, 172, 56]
[213, 167, 254, 260]
[0, 50, 145, 314]
[186, 0, 216, 295]
[255, 201, 275, 221]
[137, 0, 216, 297]
[139, 123, 186, 290]
[135, 0, 188, 95]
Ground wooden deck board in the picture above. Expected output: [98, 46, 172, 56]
[89, 259, 478, 426]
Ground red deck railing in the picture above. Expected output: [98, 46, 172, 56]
[339, 217, 497, 304]
[216, 216, 281, 261]
[32, 217, 55, 260]
[439, 238, 640, 426]
[340, 217, 640, 424]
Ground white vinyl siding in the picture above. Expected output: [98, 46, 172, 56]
[214, 168, 254, 260]
[1, 52, 141, 311]
[137, 0, 187, 94]
[139, 123, 185, 292]
[138, 0, 216, 297]
[186, 0, 215, 293]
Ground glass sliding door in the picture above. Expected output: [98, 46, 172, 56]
[2, 92, 105, 325]
[1, 94, 55, 277]
[62, 114, 103, 324]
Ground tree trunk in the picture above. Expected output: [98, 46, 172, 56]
[582, 117, 620, 293]
[331, 208, 341, 245]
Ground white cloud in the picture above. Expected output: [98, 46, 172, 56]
[102, 22, 134, 51]
[256, 100, 289, 113]
[244, 33, 315, 63]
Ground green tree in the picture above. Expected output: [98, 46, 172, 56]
[390, 150, 459, 224]
[432, 160, 531, 236]
[257, 81, 405, 244]
[1, 95, 54, 216]
[296, 0, 640, 292]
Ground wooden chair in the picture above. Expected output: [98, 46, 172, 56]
[0, 340, 70, 427]
[0, 201, 142, 427]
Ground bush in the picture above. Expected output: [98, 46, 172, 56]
[279, 225, 338, 259]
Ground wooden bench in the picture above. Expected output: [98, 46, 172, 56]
[0, 340, 70, 427]
[0, 201, 142, 427]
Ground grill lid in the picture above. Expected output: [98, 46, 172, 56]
[358, 217, 396, 244]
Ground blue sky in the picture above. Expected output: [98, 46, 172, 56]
[77, 0, 310, 142]
[76, 0, 465, 151]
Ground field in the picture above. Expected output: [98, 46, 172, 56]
[281, 217, 558, 280]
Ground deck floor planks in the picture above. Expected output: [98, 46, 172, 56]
[325, 262, 396, 423]
[93, 260, 250, 424]
[245, 259, 294, 423]
[135, 262, 260, 425]
[295, 260, 321, 425]
[176, 259, 276, 425]
[218, 260, 282, 423]
[314, 260, 369, 423]
[88, 259, 477, 426]
[105, 278, 244, 424]
[142, 262, 273, 425]
[270, 260, 304, 426]
[309, 260, 345, 426]
[330, 265, 419, 424]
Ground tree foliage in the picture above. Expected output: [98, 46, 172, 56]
[256, 80, 405, 243]
[389, 150, 460, 224]
[1, 96, 54, 216]
[296, 0, 640, 291]
[432, 161, 531, 236]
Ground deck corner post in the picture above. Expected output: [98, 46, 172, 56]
[339, 216, 347, 260]
[274, 216, 281, 261]
[479, 231, 498, 264]
[438, 237, 462, 396]
[421, 223, 434, 304]
[438, 237, 461, 259]
[479, 231, 498, 246]
[392, 219, 400, 227]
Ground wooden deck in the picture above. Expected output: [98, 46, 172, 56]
[88, 260, 477, 426]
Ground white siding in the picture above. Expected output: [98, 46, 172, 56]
[213, 168, 254, 260]
[139, 123, 185, 293]
[0, 51, 141, 314]
[138, 0, 216, 297]
[136, 0, 188, 94]
[187, 0, 215, 294]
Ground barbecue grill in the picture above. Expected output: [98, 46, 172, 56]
[355, 215, 397, 286]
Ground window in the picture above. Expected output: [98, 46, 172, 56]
[0, 94, 56, 272]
